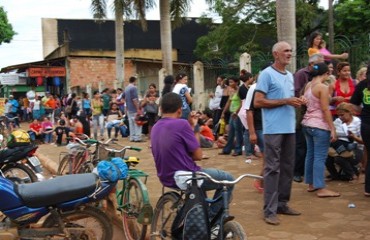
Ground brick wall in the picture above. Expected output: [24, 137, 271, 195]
[68, 57, 136, 91]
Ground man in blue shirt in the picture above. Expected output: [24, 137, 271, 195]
[8, 95, 20, 127]
[254, 41, 305, 225]
[123, 76, 143, 142]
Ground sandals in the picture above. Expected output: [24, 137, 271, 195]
[316, 189, 341, 198]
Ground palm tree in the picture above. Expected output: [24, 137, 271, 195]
[276, 0, 296, 72]
[159, 0, 206, 75]
[91, 0, 154, 87]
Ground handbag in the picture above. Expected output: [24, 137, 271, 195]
[65, 105, 72, 114]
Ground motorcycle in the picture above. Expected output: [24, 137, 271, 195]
[0, 172, 115, 239]
[0, 143, 42, 183]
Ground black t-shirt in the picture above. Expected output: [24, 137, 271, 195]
[55, 126, 70, 135]
[350, 79, 370, 124]
[238, 84, 249, 100]
[249, 91, 263, 130]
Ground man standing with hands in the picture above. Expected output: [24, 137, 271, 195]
[254, 41, 305, 225]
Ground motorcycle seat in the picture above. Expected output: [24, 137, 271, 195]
[0, 144, 36, 162]
[14, 173, 98, 208]
[0, 147, 21, 160]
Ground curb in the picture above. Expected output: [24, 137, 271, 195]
[35, 151, 59, 175]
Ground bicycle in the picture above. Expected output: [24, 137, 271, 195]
[150, 171, 263, 240]
[100, 143, 153, 240]
[57, 135, 110, 175]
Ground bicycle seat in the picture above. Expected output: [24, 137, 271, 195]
[124, 156, 140, 164]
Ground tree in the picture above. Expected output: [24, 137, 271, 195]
[194, 0, 324, 72]
[334, 0, 370, 36]
[276, 0, 296, 72]
[0, 6, 16, 45]
[90, 0, 154, 87]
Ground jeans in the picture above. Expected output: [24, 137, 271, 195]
[243, 129, 255, 156]
[222, 115, 243, 154]
[44, 132, 53, 143]
[303, 126, 330, 189]
[127, 111, 142, 141]
[106, 123, 120, 138]
[200, 168, 234, 219]
[92, 114, 105, 139]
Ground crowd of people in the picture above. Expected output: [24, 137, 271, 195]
[150, 34, 369, 228]
[3, 32, 369, 228]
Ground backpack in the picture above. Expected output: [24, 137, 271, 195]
[97, 157, 128, 182]
[7, 130, 32, 148]
[171, 172, 210, 240]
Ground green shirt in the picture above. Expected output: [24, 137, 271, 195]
[229, 93, 241, 113]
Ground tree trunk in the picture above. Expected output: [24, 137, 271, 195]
[328, 0, 334, 53]
[115, 5, 124, 87]
[276, 0, 296, 73]
[159, 0, 173, 75]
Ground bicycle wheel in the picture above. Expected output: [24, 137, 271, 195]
[57, 152, 83, 175]
[42, 205, 113, 240]
[78, 161, 94, 174]
[2, 163, 38, 184]
[121, 178, 151, 240]
[223, 221, 247, 240]
[150, 191, 182, 240]
[57, 154, 74, 175]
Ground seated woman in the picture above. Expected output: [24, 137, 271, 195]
[28, 119, 43, 143]
[326, 103, 363, 181]
[105, 103, 123, 140]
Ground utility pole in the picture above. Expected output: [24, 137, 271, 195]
[328, 0, 334, 52]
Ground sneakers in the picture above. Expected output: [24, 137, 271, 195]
[277, 206, 301, 216]
[293, 175, 303, 183]
[210, 224, 220, 240]
[264, 215, 280, 225]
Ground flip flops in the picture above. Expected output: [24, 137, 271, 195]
[317, 190, 341, 198]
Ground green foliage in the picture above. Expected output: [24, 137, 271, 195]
[334, 0, 370, 35]
[195, 0, 324, 67]
[0, 6, 16, 45]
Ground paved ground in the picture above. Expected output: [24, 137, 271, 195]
[36, 136, 370, 240]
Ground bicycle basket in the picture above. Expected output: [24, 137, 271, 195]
[98, 144, 125, 160]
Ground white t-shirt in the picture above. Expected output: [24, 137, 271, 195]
[209, 85, 223, 110]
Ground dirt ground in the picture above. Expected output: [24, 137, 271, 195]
[126, 140, 370, 240]
[38, 136, 370, 240]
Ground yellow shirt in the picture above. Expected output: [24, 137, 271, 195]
[91, 99, 103, 115]
[308, 47, 320, 57]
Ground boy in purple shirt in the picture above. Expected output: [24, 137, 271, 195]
[151, 92, 234, 219]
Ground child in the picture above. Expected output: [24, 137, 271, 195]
[41, 117, 54, 144]
[54, 119, 70, 146]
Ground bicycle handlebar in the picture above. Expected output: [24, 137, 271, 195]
[69, 135, 112, 147]
[178, 172, 263, 186]
[101, 145, 142, 153]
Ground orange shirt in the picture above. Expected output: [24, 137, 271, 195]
[45, 98, 57, 109]
[200, 125, 215, 141]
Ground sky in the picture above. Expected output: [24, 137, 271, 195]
[0, 0, 328, 70]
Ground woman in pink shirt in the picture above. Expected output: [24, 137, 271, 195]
[302, 62, 339, 198]
[41, 116, 54, 143]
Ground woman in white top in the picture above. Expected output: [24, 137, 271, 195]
[172, 73, 192, 119]
[209, 76, 224, 126]
[31, 96, 42, 120]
